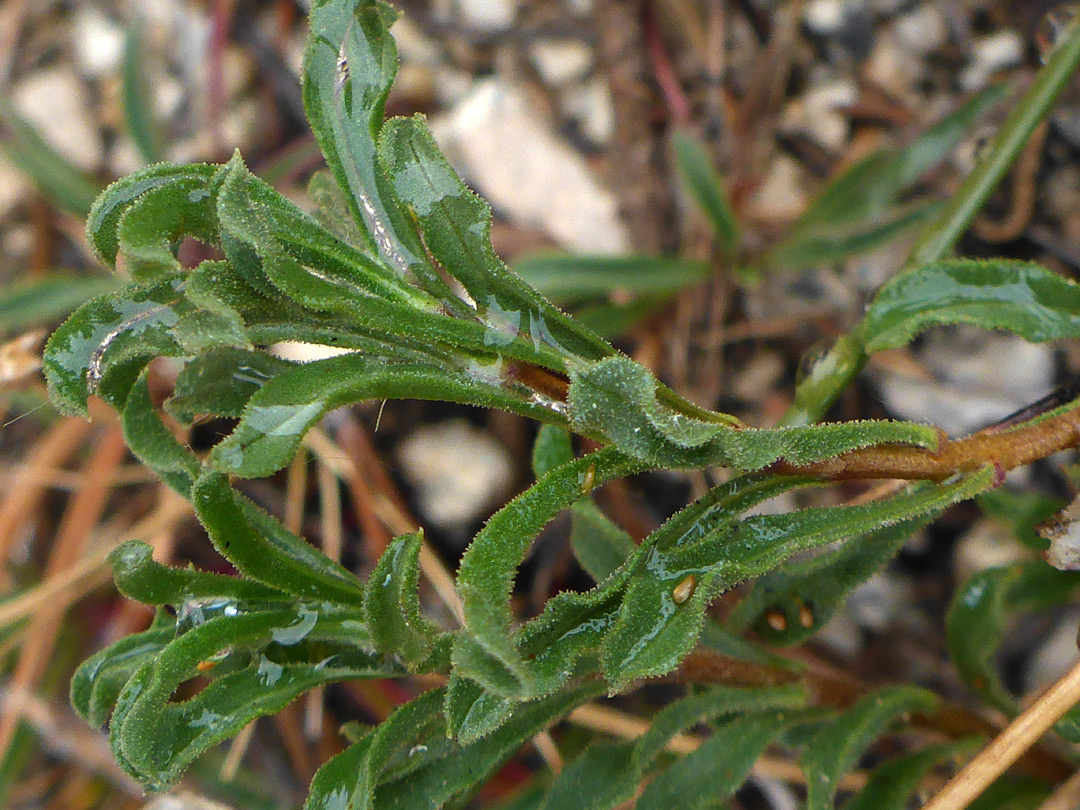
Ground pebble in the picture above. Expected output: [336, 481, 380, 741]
[142, 794, 235, 810]
[1024, 610, 1080, 694]
[73, 7, 125, 77]
[745, 155, 811, 223]
[529, 39, 592, 86]
[875, 330, 1053, 437]
[14, 68, 102, 171]
[456, 0, 519, 32]
[561, 78, 616, 145]
[954, 518, 1030, 586]
[961, 31, 1024, 92]
[782, 79, 857, 151]
[398, 419, 514, 530]
[803, 0, 846, 36]
[431, 79, 630, 253]
[893, 4, 948, 55]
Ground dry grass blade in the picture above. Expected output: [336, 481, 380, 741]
[925, 656, 1080, 810]
[0, 417, 92, 588]
[0, 425, 126, 755]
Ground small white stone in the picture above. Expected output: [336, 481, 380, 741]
[867, 31, 924, 98]
[1040, 494, 1080, 571]
[529, 39, 592, 86]
[73, 7, 125, 77]
[1025, 610, 1080, 693]
[961, 31, 1024, 91]
[14, 68, 102, 171]
[803, 0, 845, 36]
[456, 0, 519, 32]
[746, 155, 810, 222]
[142, 793, 235, 810]
[562, 78, 616, 145]
[398, 419, 513, 529]
[431, 79, 629, 253]
[893, 5, 948, 55]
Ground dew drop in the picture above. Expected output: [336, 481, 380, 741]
[671, 574, 696, 605]
[1036, 5, 1079, 63]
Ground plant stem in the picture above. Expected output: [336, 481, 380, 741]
[778, 17, 1080, 428]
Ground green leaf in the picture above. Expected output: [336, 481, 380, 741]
[601, 469, 995, 691]
[0, 95, 101, 216]
[453, 448, 646, 697]
[861, 259, 1080, 353]
[306, 684, 602, 810]
[107, 540, 286, 606]
[842, 738, 982, 810]
[70, 611, 175, 727]
[192, 471, 368, 605]
[303, 0, 465, 309]
[209, 351, 564, 479]
[86, 163, 219, 267]
[531, 424, 574, 480]
[569, 501, 635, 584]
[513, 254, 710, 303]
[636, 712, 797, 810]
[0, 274, 121, 336]
[947, 561, 1080, 740]
[364, 533, 447, 671]
[541, 685, 807, 810]
[108, 605, 397, 790]
[43, 276, 189, 414]
[670, 129, 739, 255]
[568, 355, 940, 469]
[166, 347, 294, 424]
[801, 686, 939, 810]
[727, 515, 932, 645]
[380, 115, 614, 362]
[122, 21, 164, 165]
[122, 369, 200, 497]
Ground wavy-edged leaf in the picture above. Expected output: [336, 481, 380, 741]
[210, 350, 567, 479]
[540, 685, 808, 810]
[381, 115, 615, 362]
[303, 0, 466, 310]
[192, 471, 368, 605]
[70, 611, 174, 727]
[637, 711, 799, 810]
[43, 276, 190, 414]
[108, 606, 397, 789]
[307, 684, 601, 810]
[843, 738, 982, 810]
[670, 129, 739, 255]
[569, 355, 939, 469]
[601, 468, 996, 691]
[86, 163, 219, 267]
[727, 515, 932, 645]
[107, 540, 286, 607]
[947, 561, 1080, 740]
[453, 448, 646, 697]
[364, 533, 447, 671]
[116, 168, 221, 282]
[861, 259, 1080, 353]
[801, 686, 939, 810]
[513, 254, 710, 303]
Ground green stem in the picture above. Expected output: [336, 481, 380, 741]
[778, 18, 1080, 428]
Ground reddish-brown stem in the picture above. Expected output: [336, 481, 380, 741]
[769, 405, 1080, 481]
